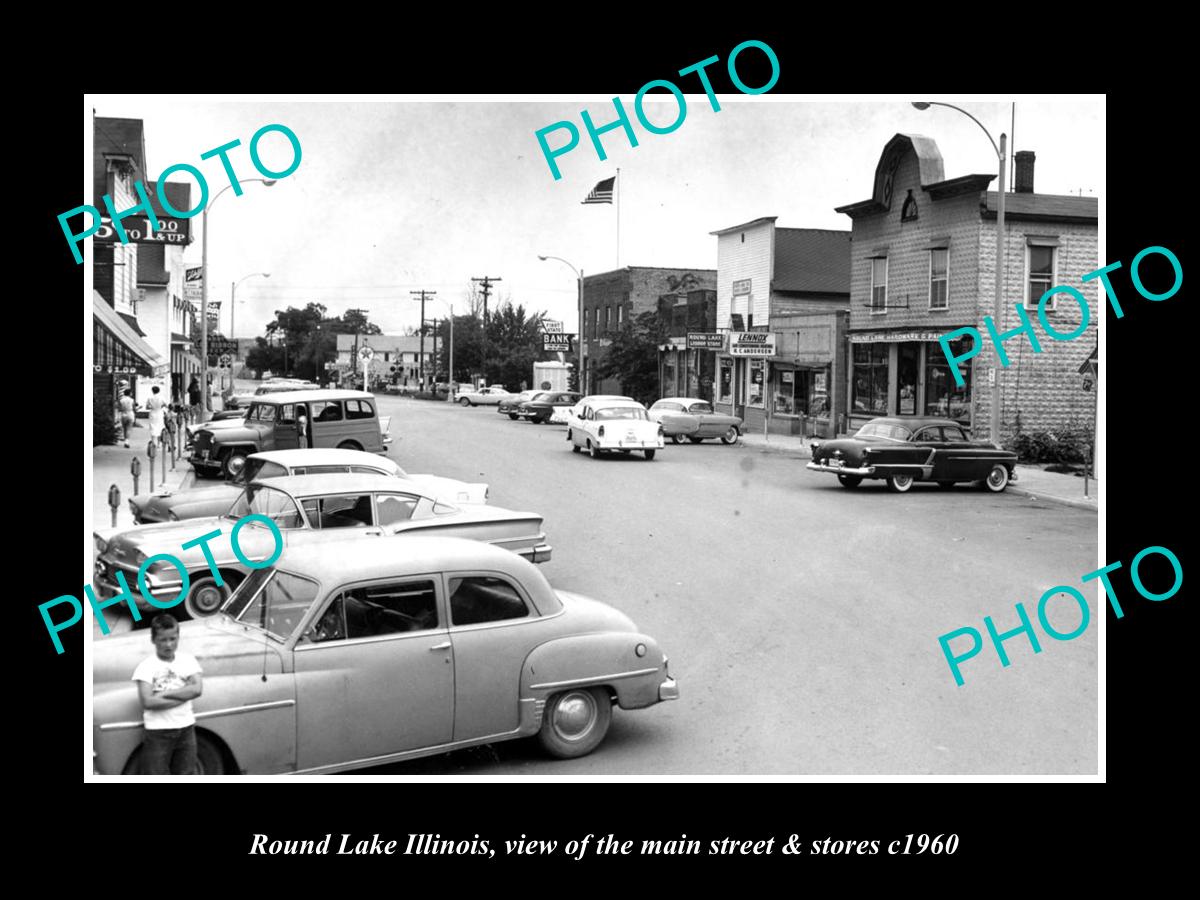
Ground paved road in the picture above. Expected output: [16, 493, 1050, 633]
[358, 396, 1097, 775]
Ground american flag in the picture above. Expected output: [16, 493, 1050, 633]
[581, 176, 615, 205]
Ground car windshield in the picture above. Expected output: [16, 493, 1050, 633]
[687, 402, 714, 414]
[595, 407, 647, 421]
[854, 422, 914, 441]
[226, 484, 306, 527]
[224, 568, 319, 641]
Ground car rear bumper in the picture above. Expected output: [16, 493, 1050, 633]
[807, 461, 876, 476]
[516, 543, 553, 564]
[658, 676, 679, 702]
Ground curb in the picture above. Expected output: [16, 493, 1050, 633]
[1006, 485, 1098, 512]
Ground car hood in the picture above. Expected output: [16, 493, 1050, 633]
[133, 483, 238, 507]
[198, 417, 251, 433]
[96, 517, 280, 569]
[554, 590, 637, 632]
[138, 484, 241, 521]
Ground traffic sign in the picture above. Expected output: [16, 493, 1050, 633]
[359, 346, 375, 361]
[219, 354, 232, 367]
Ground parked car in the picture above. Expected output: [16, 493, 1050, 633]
[94, 473, 551, 620]
[521, 391, 582, 424]
[498, 390, 546, 419]
[806, 416, 1018, 492]
[129, 448, 489, 524]
[226, 381, 318, 411]
[456, 386, 514, 407]
[189, 390, 391, 479]
[567, 399, 663, 460]
[93, 536, 678, 775]
[648, 398, 743, 445]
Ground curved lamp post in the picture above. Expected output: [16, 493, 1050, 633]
[912, 101, 1006, 445]
[201, 178, 275, 417]
[538, 255, 584, 393]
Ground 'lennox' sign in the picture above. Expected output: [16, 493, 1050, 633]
[728, 332, 776, 357]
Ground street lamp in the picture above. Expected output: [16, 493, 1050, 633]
[912, 101, 1006, 445]
[538, 255, 584, 393]
[201, 178, 276, 418]
[231, 272, 270, 341]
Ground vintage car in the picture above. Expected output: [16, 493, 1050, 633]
[456, 386, 514, 407]
[806, 416, 1019, 493]
[189, 390, 391, 478]
[565, 394, 633, 423]
[226, 381, 318, 411]
[129, 448, 489, 524]
[648, 398, 743, 445]
[94, 473, 551, 620]
[520, 391, 582, 424]
[567, 399, 663, 460]
[498, 390, 546, 419]
[93, 536, 678, 775]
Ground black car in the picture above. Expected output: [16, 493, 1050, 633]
[520, 391, 582, 424]
[498, 391, 548, 419]
[806, 416, 1018, 493]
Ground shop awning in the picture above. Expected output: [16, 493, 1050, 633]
[93, 292, 169, 376]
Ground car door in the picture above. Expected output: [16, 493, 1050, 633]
[912, 426, 950, 479]
[344, 398, 381, 451]
[941, 424, 998, 480]
[274, 403, 300, 450]
[444, 572, 540, 741]
[292, 576, 453, 770]
[308, 400, 344, 448]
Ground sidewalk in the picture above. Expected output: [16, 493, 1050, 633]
[92, 422, 194, 532]
[736, 430, 1098, 512]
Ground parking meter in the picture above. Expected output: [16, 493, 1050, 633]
[107, 484, 121, 527]
[130, 456, 142, 496]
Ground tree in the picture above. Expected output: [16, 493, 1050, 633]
[595, 310, 670, 405]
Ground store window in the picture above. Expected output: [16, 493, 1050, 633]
[924, 338, 972, 420]
[748, 360, 765, 407]
[810, 368, 830, 418]
[871, 258, 888, 314]
[1027, 244, 1057, 309]
[852, 343, 889, 415]
[662, 355, 676, 396]
[718, 358, 733, 403]
[930, 249, 948, 310]
[773, 367, 795, 415]
[896, 343, 919, 415]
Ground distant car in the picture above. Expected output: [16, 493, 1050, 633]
[456, 386, 514, 407]
[129, 448, 489, 524]
[568, 400, 663, 460]
[226, 381, 318, 410]
[92, 536, 678, 775]
[498, 390, 546, 419]
[189, 390, 391, 478]
[521, 391, 582, 424]
[94, 473, 551, 620]
[648, 398, 743, 445]
[806, 416, 1019, 492]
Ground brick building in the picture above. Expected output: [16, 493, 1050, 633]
[581, 267, 717, 395]
[835, 133, 1098, 441]
[657, 288, 718, 401]
[711, 219, 851, 436]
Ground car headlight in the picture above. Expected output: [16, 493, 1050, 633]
[95, 536, 108, 554]
[132, 548, 147, 567]
[128, 500, 139, 518]
[167, 510, 180, 521]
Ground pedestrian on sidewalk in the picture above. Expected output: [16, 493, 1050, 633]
[147, 385, 167, 444]
[132, 613, 204, 774]
[187, 375, 202, 421]
[118, 390, 136, 447]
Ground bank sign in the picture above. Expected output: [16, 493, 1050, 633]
[729, 332, 776, 357]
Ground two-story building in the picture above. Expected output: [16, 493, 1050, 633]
[335, 333, 434, 386]
[657, 288, 718, 401]
[711, 219, 851, 436]
[835, 134, 1098, 441]
[581, 267, 717, 396]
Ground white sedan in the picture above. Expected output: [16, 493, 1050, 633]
[456, 386, 515, 407]
[567, 400, 663, 460]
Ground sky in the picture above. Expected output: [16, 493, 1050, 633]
[88, 95, 1104, 340]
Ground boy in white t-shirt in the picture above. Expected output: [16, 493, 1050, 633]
[131, 614, 204, 775]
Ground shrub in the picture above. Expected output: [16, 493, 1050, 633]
[1007, 427, 1093, 465]
[93, 392, 117, 446]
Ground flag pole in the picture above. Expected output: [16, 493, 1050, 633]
[616, 168, 621, 268]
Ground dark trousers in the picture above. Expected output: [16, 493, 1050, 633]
[142, 725, 198, 774]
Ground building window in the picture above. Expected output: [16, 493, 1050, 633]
[925, 338, 972, 421]
[604, 306, 610, 333]
[773, 367, 794, 415]
[617, 305, 624, 326]
[718, 358, 733, 403]
[852, 343, 889, 415]
[1027, 245, 1057, 309]
[929, 249, 948, 310]
[748, 360, 765, 407]
[870, 258, 888, 314]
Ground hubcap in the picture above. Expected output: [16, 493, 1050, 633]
[193, 584, 224, 615]
[552, 692, 596, 741]
[896, 476, 912, 488]
[227, 455, 245, 476]
[989, 468, 1006, 487]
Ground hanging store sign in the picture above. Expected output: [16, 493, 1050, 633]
[687, 332, 726, 350]
[729, 332, 776, 356]
[850, 330, 960, 343]
[732, 279, 752, 296]
[543, 334, 575, 352]
[95, 215, 191, 245]
[185, 267, 203, 303]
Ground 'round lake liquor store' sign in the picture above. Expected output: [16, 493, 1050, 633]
[728, 332, 776, 357]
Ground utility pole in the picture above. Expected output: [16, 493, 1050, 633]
[411, 290, 436, 390]
[430, 318, 439, 383]
[472, 276, 502, 385]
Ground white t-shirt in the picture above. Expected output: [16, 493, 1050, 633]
[131, 651, 203, 730]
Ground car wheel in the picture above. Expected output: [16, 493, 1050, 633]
[670, 433, 685, 445]
[887, 474, 915, 493]
[644, 449, 656, 460]
[837, 474, 862, 488]
[508, 413, 518, 420]
[720, 426, 740, 445]
[336, 440, 362, 452]
[538, 687, 612, 759]
[459, 397, 471, 406]
[937, 480, 956, 490]
[588, 441, 601, 459]
[983, 465, 1010, 493]
[568, 430, 580, 452]
[221, 449, 248, 479]
[184, 575, 232, 619]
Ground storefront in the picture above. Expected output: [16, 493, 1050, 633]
[847, 329, 972, 431]
[93, 293, 169, 428]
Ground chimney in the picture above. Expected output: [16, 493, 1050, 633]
[1014, 151, 1036, 194]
